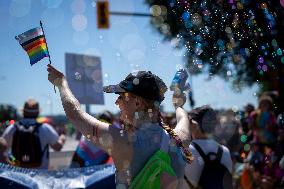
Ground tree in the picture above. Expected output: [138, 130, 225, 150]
[0, 104, 19, 122]
[145, 0, 284, 114]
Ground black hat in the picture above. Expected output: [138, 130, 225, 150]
[103, 71, 167, 103]
[188, 105, 217, 133]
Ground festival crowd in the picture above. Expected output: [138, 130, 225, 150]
[0, 69, 283, 189]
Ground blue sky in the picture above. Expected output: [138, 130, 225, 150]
[0, 0, 258, 116]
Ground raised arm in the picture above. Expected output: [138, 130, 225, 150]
[172, 92, 191, 146]
[47, 64, 110, 148]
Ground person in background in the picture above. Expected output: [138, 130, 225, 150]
[183, 105, 233, 189]
[0, 137, 12, 164]
[70, 111, 115, 167]
[249, 95, 277, 146]
[1, 99, 66, 169]
[241, 103, 255, 134]
[239, 94, 283, 189]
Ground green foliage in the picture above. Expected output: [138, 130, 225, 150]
[0, 104, 19, 122]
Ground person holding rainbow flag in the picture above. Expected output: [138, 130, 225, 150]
[47, 64, 192, 189]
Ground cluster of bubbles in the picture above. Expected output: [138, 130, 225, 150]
[8, 0, 65, 29]
[240, 134, 251, 157]
[69, 54, 103, 94]
[150, 5, 169, 35]
[150, 0, 284, 87]
[74, 72, 82, 80]
[256, 56, 268, 75]
[71, 0, 89, 46]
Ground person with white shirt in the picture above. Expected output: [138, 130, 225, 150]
[183, 105, 233, 189]
[2, 99, 65, 169]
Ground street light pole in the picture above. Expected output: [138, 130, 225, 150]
[41, 94, 53, 116]
[110, 11, 152, 17]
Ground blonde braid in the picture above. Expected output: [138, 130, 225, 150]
[143, 99, 194, 163]
[158, 112, 194, 163]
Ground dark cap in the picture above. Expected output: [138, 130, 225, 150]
[188, 105, 217, 133]
[103, 71, 167, 103]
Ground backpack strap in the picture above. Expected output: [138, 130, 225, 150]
[14, 121, 41, 132]
[42, 144, 49, 158]
[13, 122, 21, 130]
[184, 175, 198, 189]
[215, 145, 223, 162]
[33, 122, 41, 133]
[191, 142, 207, 161]
[192, 142, 223, 162]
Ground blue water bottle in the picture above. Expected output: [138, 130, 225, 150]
[170, 69, 189, 92]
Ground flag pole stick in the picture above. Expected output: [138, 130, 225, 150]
[40, 21, 56, 93]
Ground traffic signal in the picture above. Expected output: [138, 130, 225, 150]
[97, 1, 110, 29]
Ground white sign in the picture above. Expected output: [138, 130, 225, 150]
[65, 53, 104, 105]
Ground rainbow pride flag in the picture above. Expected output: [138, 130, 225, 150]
[15, 27, 49, 65]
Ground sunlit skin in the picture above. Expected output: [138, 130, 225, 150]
[115, 92, 163, 133]
[115, 93, 137, 126]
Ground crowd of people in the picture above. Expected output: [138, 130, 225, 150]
[161, 92, 284, 189]
[233, 93, 284, 189]
[0, 64, 283, 189]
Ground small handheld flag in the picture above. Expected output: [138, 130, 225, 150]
[15, 21, 56, 93]
[15, 26, 49, 66]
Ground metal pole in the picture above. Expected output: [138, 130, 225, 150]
[110, 11, 153, 17]
[86, 104, 90, 114]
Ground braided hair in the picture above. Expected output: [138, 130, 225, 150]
[158, 112, 194, 164]
[141, 97, 194, 163]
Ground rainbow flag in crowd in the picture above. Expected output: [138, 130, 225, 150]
[15, 27, 49, 65]
[70, 136, 112, 167]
